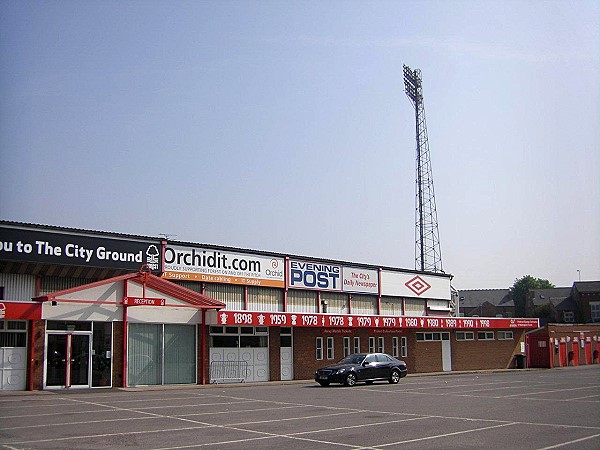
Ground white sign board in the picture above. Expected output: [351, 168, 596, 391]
[380, 270, 450, 300]
[163, 245, 284, 288]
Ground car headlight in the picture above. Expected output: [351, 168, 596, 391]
[336, 368, 346, 374]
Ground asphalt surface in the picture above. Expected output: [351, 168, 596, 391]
[1, 365, 599, 449]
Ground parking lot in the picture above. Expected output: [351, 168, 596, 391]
[1, 365, 599, 450]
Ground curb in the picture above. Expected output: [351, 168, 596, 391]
[0, 367, 548, 396]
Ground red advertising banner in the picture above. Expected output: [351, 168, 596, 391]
[122, 297, 166, 306]
[0, 301, 42, 320]
[214, 311, 539, 330]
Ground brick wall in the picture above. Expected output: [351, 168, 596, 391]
[291, 328, 531, 379]
[31, 319, 45, 390]
[112, 321, 124, 387]
[293, 328, 409, 379]
[269, 327, 281, 381]
[451, 330, 524, 370]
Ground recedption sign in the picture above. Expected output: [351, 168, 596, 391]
[0, 225, 161, 272]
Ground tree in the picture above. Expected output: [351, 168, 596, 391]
[510, 275, 554, 317]
[532, 303, 555, 325]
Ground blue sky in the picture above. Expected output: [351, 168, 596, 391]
[1, 1, 598, 289]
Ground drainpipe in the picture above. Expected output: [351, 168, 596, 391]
[201, 309, 207, 384]
[28, 320, 35, 391]
[122, 280, 128, 388]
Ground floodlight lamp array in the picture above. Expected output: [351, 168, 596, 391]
[403, 65, 422, 104]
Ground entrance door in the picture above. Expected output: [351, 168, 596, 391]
[280, 329, 293, 381]
[46, 334, 91, 388]
[441, 333, 452, 372]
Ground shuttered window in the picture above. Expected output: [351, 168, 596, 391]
[248, 287, 283, 312]
[351, 295, 377, 315]
[204, 284, 244, 310]
[128, 323, 196, 386]
[128, 323, 162, 386]
[287, 290, 317, 313]
[164, 325, 196, 384]
[404, 298, 426, 316]
[320, 292, 348, 314]
[380, 296, 403, 316]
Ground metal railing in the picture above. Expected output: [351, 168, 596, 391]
[210, 360, 248, 384]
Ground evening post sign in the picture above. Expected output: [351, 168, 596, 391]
[0, 225, 161, 272]
[288, 259, 379, 294]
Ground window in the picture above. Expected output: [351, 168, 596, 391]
[343, 337, 351, 357]
[364, 354, 376, 364]
[280, 327, 292, 348]
[590, 302, 600, 322]
[497, 331, 514, 340]
[456, 331, 475, 341]
[378, 337, 384, 353]
[563, 311, 575, 323]
[0, 320, 27, 347]
[368, 337, 375, 352]
[128, 323, 196, 386]
[353, 337, 360, 354]
[316, 337, 323, 360]
[326, 337, 334, 359]
[477, 331, 495, 340]
[392, 337, 399, 357]
[417, 332, 450, 342]
[401, 337, 407, 358]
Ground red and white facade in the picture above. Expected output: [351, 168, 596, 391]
[0, 221, 546, 391]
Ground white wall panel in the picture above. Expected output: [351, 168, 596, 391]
[380, 271, 451, 299]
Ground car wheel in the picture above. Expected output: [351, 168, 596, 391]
[318, 381, 330, 387]
[344, 373, 357, 387]
[389, 369, 400, 384]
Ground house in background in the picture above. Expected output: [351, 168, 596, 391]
[529, 287, 572, 324]
[458, 289, 514, 318]
[571, 281, 600, 323]
[459, 282, 600, 324]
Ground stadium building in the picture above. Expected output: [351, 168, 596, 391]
[0, 221, 543, 390]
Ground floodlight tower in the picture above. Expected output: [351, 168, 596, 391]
[403, 65, 443, 273]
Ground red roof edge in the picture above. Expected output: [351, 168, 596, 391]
[34, 269, 225, 310]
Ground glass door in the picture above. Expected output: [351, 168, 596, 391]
[70, 334, 90, 386]
[46, 333, 91, 388]
[46, 334, 67, 387]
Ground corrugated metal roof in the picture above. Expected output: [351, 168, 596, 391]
[1, 220, 452, 278]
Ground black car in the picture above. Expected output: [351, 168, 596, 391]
[314, 353, 408, 387]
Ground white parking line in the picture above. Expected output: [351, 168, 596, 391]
[0, 398, 261, 420]
[501, 385, 599, 397]
[368, 422, 519, 448]
[537, 433, 600, 449]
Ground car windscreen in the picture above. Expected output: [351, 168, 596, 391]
[337, 354, 365, 365]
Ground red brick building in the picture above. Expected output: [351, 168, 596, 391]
[1, 221, 542, 391]
[527, 324, 600, 368]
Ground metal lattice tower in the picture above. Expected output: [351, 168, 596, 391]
[403, 65, 443, 274]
